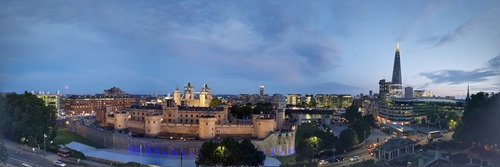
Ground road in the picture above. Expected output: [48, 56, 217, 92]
[321, 128, 392, 167]
[4, 145, 53, 167]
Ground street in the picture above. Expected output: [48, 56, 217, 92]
[321, 127, 392, 167]
[4, 143, 53, 167]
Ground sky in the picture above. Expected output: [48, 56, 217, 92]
[0, 0, 499, 97]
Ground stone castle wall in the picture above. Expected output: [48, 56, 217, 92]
[216, 124, 254, 136]
[71, 120, 296, 157]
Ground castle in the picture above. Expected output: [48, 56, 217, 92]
[102, 83, 295, 156]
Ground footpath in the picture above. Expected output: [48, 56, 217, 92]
[3, 139, 111, 167]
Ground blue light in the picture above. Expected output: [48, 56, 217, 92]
[136, 146, 140, 153]
[154, 147, 159, 154]
[128, 145, 133, 152]
[145, 146, 150, 154]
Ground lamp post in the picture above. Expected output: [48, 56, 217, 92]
[43, 133, 47, 156]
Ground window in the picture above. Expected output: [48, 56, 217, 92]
[153, 121, 155, 124]
[206, 122, 208, 125]
[148, 121, 150, 124]
[191, 114, 193, 117]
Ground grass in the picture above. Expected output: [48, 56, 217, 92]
[54, 127, 104, 148]
[276, 154, 298, 165]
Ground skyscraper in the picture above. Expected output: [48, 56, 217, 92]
[260, 85, 264, 97]
[392, 43, 402, 85]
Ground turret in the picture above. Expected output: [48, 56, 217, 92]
[144, 115, 162, 137]
[114, 112, 130, 130]
[253, 117, 276, 139]
[198, 115, 217, 139]
[174, 87, 181, 106]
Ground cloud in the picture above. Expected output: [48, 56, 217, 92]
[432, 19, 476, 47]
[419, 55, 500, 84]
[0, 0, 342, 85]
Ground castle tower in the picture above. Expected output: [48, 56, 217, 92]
[198, 115, 217, 139]
[114, 112, 130, 130]
[144, 115, 162, 137]
[173, 86, 181, 106]
[276, 110, 285, 130]
[253, 117, 276, 139]
[200, 84, 207, 107]
[184, 82, 194, 100]
[392, 43, 402, 85]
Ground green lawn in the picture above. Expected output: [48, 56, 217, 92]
[54, 127, 103, 148]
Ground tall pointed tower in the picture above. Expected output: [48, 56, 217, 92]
[466, 84, 471, 103]
[392, 43, 402, 84]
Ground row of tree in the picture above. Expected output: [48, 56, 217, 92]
[337, 106, 374, 152]
[196, 138, 266, 166]
[230, 102, 273, 119]
[453, 92, 500, 147]
[294, 106, 375, 162]
[0, 92, 58, 146]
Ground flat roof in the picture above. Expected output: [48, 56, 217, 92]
[384, 123, 415, 132]
[377, 138, 415, 152]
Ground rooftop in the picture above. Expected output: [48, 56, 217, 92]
[378, 137, 415, 152]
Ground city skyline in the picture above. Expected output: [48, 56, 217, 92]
[1, 0, 499, 97]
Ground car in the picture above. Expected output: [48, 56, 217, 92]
[349, 156, 360, 161]
[319, 160, 329, 165]
[20, 163, 33, 167]
[335, 156, 345, 162]
[53, 160, 66, 167]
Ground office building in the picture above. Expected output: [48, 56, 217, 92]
[404, 87, 413, 98]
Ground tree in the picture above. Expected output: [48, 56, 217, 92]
[0, 137, 8, 165]
[342, 106, 362, 123]
[454, 92, 500, 147]
[445, 112, 459, 130]
[196, 138, 265, 166]
[350, 119, 370, 142]
[209, 98, 223, 107]
[296, 136, 322, 163]
[0, 92, 58, 146]
[338, 128, 359, 152]
[362, 114, 376, 127]
[196, 141, 219, 166]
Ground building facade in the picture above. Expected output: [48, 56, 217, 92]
[404, 87, 413, 98]
[375, 138, 415, 162]
[63, 87, 135, 125]
[376, 98, 465, 125]
[36, 91, 62, 115]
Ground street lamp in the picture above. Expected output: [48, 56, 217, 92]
[308, 136, 319, 163]
[43, 133, 47, 156]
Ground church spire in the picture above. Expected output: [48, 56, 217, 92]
[466, 84, 471, 103]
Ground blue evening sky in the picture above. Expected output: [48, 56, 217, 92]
[1, 0, 499, 97]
